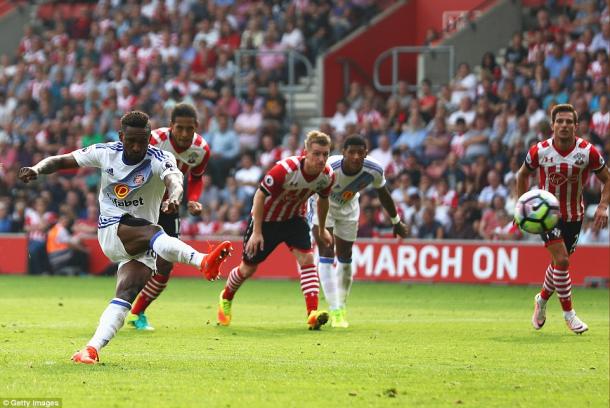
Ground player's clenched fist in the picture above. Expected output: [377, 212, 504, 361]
[161, 199, 180, 214]
[18, 167, 38, 183]
[187, 201, 203, 216]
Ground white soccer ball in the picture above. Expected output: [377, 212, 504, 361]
[514, 189, 560, 234]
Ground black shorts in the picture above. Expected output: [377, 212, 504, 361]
[158, 211, 180, 238]
[242, 217, 312, 265]
[541, 220, 582, 254]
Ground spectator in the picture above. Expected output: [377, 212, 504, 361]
[330, 99, 357, 136]
[446, 207, 481, 240]
[0, 201, 12, 232]
[418, 79, 438, 121]
[417, 205, 444, 239]
[448, 96, 476, 129]
[368, 134, 393, 171]
[590, 22, 610, 54]
[46, 213, 89, 275]
[234, 99, 262, 151]
[423, 118, 451, 164]
[257, 32, 285, 84]
[505, 31, 528, 65]
[393, 108, 427, 159]
[262, 81, 287, 135]
[205, 114, 240, 188]
[462, 115, 492, 163]
[478, 169, 509, 208]
[544, 42, 573, 83]
[234, 151, 263, 199]
[478, 195, 507, 240]
[450, 62, 477, 105]
[491, 209, 522, 241]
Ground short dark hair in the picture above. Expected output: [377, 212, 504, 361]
[343, 135, 367, 149]
[120, 111, 150, 132]
[551, 104, 578, 124]
[171, 103, 198, 122]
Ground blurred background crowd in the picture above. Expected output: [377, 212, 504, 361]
[0, 0, 608, 275]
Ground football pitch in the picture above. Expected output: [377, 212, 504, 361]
[1, 275, 608, 407]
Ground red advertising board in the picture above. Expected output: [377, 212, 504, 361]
[1, 235, 607, 286]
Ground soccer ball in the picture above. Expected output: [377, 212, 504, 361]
[514, 189, 560, 234]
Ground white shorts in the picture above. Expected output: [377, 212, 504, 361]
[98, 222, 157, 271]
[308, 197, 360, 242]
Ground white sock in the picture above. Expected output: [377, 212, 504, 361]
[150, 231, 204, 267]
[564, 309, 576, 320]
[87, 298, 131, 351]
[336, 258, 353, 309]
[318, 257, 337, 310]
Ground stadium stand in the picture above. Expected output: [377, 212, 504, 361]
[0, 0, 608, 275]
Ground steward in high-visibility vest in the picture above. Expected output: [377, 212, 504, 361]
[46, 215, 90, 275]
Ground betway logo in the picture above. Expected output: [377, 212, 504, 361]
[109, 196, 145, 208]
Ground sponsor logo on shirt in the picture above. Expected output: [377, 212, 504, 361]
[114, 184, 130, 199]
[548, 172, 578, 186]
[110, 196, 145, 208]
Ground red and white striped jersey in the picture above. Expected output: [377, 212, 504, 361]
[525, 136, 606, 222]
[150, 127, 210, 177]
[259, 156, 335, 222]
[150, 127, 210, 201]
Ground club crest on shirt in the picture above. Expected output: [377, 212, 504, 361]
[114, 184, 130, 199]
[573, 153, 585, 166]
[133, 174, 145, 185]
[187, 152, 198, 164]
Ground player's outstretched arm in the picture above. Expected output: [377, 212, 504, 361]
[162, 173, 184, 214]
[593, 166, 610, 230]
[516, 163, 534, 197]
[18, 154, 79, 183]
[377, 185, 408, 238]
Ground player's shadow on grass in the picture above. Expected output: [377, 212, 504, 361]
[490, 333, 581, 344]
[213, 325, 334, 338]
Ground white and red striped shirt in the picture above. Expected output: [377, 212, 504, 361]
[525, 136, 606, 222]
[150, 127, 210, 202]
[259, 156, 335, 222]
[591, 110, 609, 139]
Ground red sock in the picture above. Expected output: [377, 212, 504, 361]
[223, 266, 246, 300]
[299, 264, 319, 315]
[131, 273, 170, 315]
[552, 267, 573, 312]
[540, 263, 555, 300]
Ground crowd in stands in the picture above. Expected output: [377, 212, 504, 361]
[0, 0, 608, 274]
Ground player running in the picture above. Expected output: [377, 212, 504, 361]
[127, 103, 210, 331]
[516, 104, 609, 334]
[18, 111, 232, 364]
[309, 135, 408, 328]
[217, 130, 335, 330]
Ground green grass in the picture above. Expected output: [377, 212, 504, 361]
[0, 276, 608, 407]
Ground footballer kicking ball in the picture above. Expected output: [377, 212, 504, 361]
[514, 189, 560, 234]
